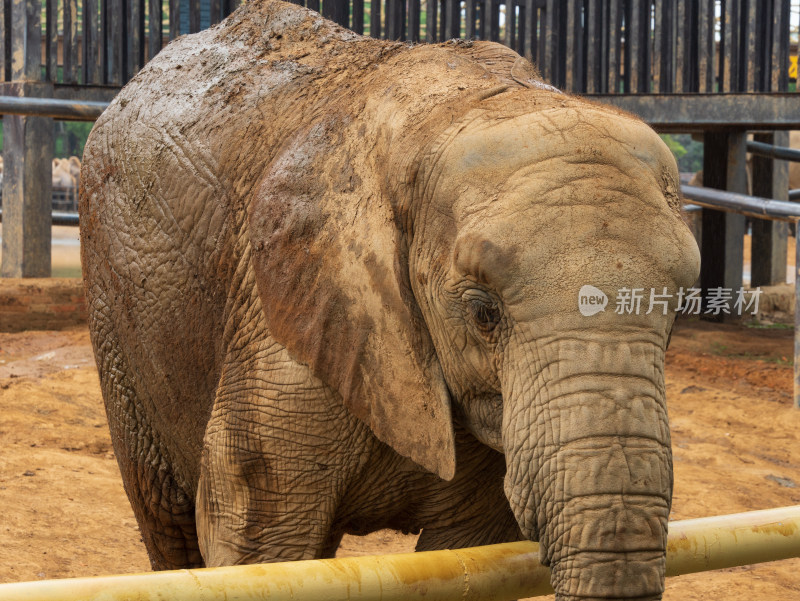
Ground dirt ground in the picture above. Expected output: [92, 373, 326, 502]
[1, 225, 800, 598]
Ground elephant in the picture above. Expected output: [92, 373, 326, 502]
[79, 1, 700, 599]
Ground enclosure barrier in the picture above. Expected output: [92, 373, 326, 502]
[0, 210, 79, 227]
[747, 140, 800, 202]
[0, 506, 798, 601]
[681, 184, 800, 410]
[0, 97, 109, 121]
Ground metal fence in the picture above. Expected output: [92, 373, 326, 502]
[0, 505, 798, 600]
[0, 186, 78, 211]
[0, 1, 796, 94]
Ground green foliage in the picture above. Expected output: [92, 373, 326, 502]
[54, 121, 94, 158]
[661, 133, 704, 174]
[660, 134, 687, 159]
[0, 121, 93, 159]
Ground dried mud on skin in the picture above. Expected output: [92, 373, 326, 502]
[0, 323, 799, 599]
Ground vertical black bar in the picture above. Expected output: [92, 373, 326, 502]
[0, 1, 4, 82]
[700, 131, 747, 321]
[110, 0, 124, 84]
[565, 0, 576, 91]
[689, 0, 701, 92]
[723, 0, 738, 91]
[608, 0, 621, 93]
[0, 0, 5, 81]
[665, 0, 678, 93]
[83, 0, 99, 84]
[576, 0, 586, 92]
[754, 0, 770, 92]
[149, 0, 162, 60]
[324, 0, 350, 28]
[504, 1, 515, 48]
[45, 0, 57, 82]
[64, 0, 79, 84]
[770, 0, 781, 91]
[444, 0, 457, 38]
[626, 0, 639, 92]
[210, 0, 222, 25]
[190, 0, 200, 33]
[481, 0, 490, 38]
[598, 0, 609, 93]
[543, 0, 555, 82]
[452, 0, 461, 38]
[101, 0, 109, 82]
[139, 0, 146, 66]
[169, 0, 180, 40]
[743, 0, 756, 91]
[751, 131, 789, 286]
[585, 0, 600, 93]
[490, 0, 500, 40]
[224, 0, 238, 15]
[697, 0, 711, 91]
[425, 0, 435, 40]
[395, 0, 406, 38]
[537, 2, 546, 66]
[130, 0, 145, 76]
[522, 0, 533, 60]
[653, 0, 663, 91]
[675, 0, 687, 92]
[465, 0, 475, 37]
[774, 0, 790, 92]
[354, 0, 365, 34]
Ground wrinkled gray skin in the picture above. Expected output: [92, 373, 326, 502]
[80, 2, 700, 599]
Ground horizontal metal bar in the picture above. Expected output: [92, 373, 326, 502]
[587, 94, 800, 131]
[666, 505, 800, 576]
[0, 210, 79, 226]
[0, 96, 109, 120]
[747, 140, 800, 163]
[51, 211, 79, 226]
[0, 506, 798, 600]
[681, 184, 800, 221]
[790, 189, 800, 201]
[1, 93, 797, 131]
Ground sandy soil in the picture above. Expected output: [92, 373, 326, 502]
[1, 318, 799, 599]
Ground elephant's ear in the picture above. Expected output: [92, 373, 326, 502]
[248, 121, 456, 481]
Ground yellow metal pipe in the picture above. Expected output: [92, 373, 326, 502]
[1, 506, 798, 601]
[665, 504, 800, 576]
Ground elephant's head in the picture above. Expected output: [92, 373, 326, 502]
[248, 77, 699, 600]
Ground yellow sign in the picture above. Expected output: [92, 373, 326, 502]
[791, 55, 797, 80]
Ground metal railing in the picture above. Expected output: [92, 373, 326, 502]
[0, 505, 797, 601]
[747, 139, 800, 201]
[681, 183, 800, 410]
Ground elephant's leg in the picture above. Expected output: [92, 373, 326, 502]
[196, 342, 356, 565]
[416, 434, 521, 551]
[93, 320, 202, 569]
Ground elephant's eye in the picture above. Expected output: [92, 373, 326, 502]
[462, 289, 502, 337]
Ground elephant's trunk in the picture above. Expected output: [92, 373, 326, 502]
[502, 329, 672, 601]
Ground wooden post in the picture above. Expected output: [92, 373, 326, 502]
[699, 131, 748, 321]
[1, 0, 54, 278]
[751, 131, 789, 287]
